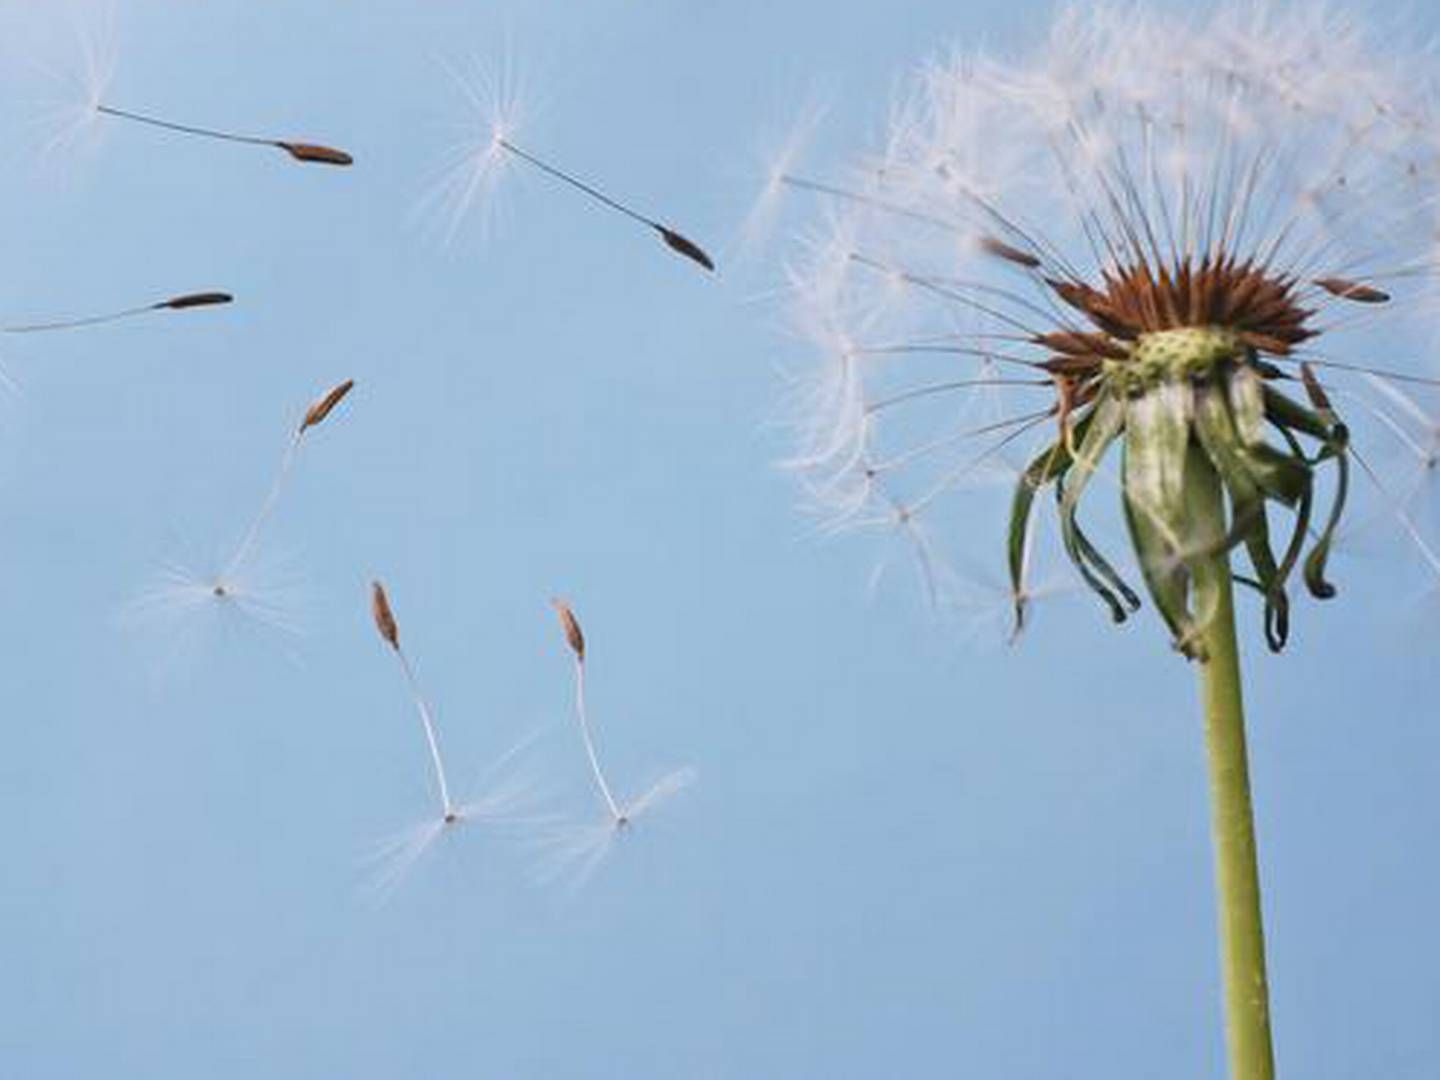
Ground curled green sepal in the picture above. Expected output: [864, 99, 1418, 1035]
[1058, 480, 1143, 614]
[1264, 418, 1315, 637]
[1302, 432, 1348, 599]
[1006, 426, 1078, 636]
[1262, 386, 1349, 599]
[1056, 392, 1137, 623]
[1192, 380, 1308, 650]
[1236, 488, 1289, 650]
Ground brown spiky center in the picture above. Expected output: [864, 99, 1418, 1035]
[1036, 256, 1315, 380]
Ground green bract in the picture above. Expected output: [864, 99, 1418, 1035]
[1009, 328, 1349, 658]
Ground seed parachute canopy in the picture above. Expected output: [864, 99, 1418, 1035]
[784, 2, 1440, 653]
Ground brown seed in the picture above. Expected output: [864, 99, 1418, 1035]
[158, 291, 233, 310]
[1040, 355, 1104, 376]
[1034, 330, 1126, 360]
[276, 142, 354, 166]
[657, 227, 715, 272]
[1315, 277, 1389, 303]
[1299, 362, 1333, 412]
[300, 378, 355, 432]
[371, 581, 399, 649]
[551, 598, 585, 661]
[1045, 277, 1128, 333]
[980, 236, 1041, 268]
[1238, 331, 1300, 356]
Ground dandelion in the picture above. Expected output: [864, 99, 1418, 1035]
[423, 56, 713, 271]
[534, 599, 695, 889]
[778, 6, 1440, 1076]
[125, 379, 353, 656]
[364, 581, 543, 900]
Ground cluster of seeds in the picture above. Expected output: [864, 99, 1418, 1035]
[13, 36, 710, 895]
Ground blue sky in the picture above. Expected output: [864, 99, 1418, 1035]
[1, 2, 1438, 1077]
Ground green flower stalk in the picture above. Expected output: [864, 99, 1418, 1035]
[781, 5, 1440, 1075]
[1005, 263, 1353, 1080]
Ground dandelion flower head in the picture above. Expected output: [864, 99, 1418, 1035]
[784, 2, 1440, 651]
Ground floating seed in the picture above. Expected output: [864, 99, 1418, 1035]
[300, 379, 355, 432]
[372, 581, 400, 649]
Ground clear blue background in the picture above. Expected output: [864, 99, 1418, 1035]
[1, 2, 1437, 1077]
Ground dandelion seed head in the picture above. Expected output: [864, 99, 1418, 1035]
[781, 2, 1440, 647]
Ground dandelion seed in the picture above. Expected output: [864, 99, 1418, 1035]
[0, 288, 229, 398]
[93, 103, 351, 166]
[1314, 277, 1390, 304]
[126, 379, 353, 659]
[550, 599, 618, 822]
[419, 56, 711, 270]
[31, 10, 348, 171]
[364, 582, 546, 900]
[371, 581, 457, 822]
[534, 599, 695, 888]
[1, 290, 232, 334]
[494, 138, 714, 271]
[221, 378, 354, 583]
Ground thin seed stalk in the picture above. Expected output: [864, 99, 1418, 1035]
[1186, 441, 1275, 1080]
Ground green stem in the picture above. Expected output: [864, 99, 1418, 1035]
[1187, 445, 1275, 1079]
